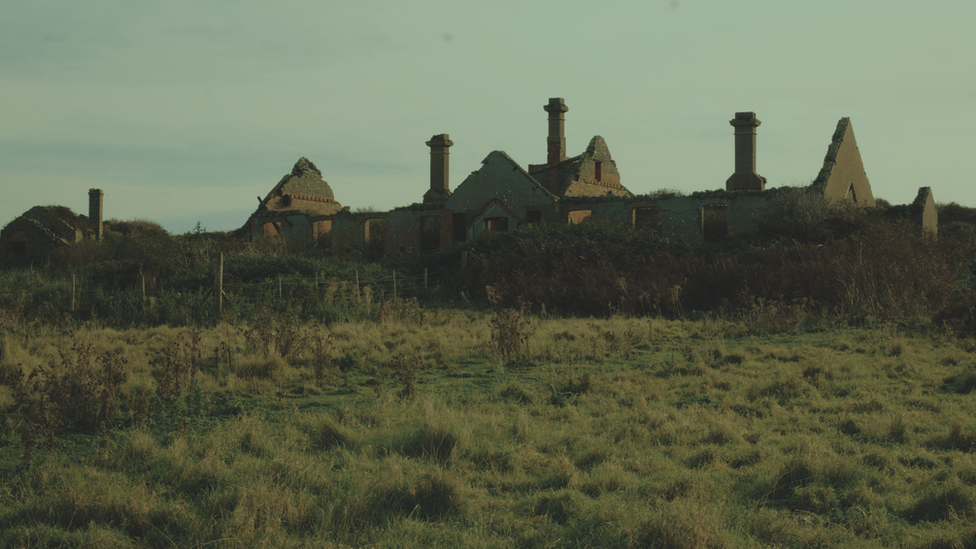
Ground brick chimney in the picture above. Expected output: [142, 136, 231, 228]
[423, 134, 453, 204]
[545, 98, 569, 165]
[88, 188, 104, 240]
[725, 112, 766, 191]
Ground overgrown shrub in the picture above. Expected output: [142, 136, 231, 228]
[104, 218, 169, 238]
[748, 187, 864, 244]
[243, 312, 307, 361]
[6, 343, 130, 467]
[389, 353, 424, 398]
[458, 213, 962, 323]
[309, 330, 336, 387]
[489, 307, 533, 362]
[151, 329, 201, 408]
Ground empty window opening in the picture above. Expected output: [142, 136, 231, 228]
[316, 220, 333, 253]
[702, 205, 729, 243]
[484, 217, 509, 233]
[525, 210, 543, 224]
[11, 241, 26, 256]
[568, 210, 593, 224]
[594, 161, 603, 182]
[632, 207, 661, 232]
[846, 182, 858, 203]
[452, 213, 467, 244]
[420, 215, 440, 254]
[365, 218, 386, 260]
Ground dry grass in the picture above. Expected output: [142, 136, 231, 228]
[3, 312, 976, 546]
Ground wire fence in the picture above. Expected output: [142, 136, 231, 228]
[217, 267, 450, 308]
[4, 262, 455, 328]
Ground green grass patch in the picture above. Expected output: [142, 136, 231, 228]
[3, 313, 976, 546]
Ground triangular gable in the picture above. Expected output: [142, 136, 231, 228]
[811, 118, 876, 207]
[528, 136, 630, 198]
[566, 136, 629, 197]
[444, 150, 556, 213]
[468, 198, 523, 228]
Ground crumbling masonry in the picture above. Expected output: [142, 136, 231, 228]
[244, 98, 938, 259]
[1, 189, 104, 263]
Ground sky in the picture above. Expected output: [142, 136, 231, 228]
[2, 0, 974, 234]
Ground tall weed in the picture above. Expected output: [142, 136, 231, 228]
[151, 329, 200, 408]
[489, 307, 533, 363]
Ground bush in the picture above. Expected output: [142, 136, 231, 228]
[457, 215, 960, 323]
[104, 218, 169, 238]
[489, 307, 532, 362]
[748, 187, 865, 244]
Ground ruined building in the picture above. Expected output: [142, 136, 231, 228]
[246, 98, 938, 260]
[243, 157, 343, 251]
[1, 189, 104, 264]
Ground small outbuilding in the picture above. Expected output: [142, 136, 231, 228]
[1, 189, 104, 265]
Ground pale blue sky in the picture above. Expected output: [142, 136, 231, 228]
[3, 0, 974, 233]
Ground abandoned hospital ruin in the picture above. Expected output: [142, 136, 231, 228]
[2, 98, 936, 265]
[243, 98, 939, 260]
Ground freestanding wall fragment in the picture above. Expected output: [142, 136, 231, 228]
[911, 187, 938, 235]
[811, 117, 876, 207]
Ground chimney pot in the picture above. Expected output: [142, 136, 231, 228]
[424, 134, 454, 204]
[88, 188, 104, 240]
[544, 98, 569, 165]
[725, 112, 766, 191]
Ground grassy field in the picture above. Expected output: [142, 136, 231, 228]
[3, 306, 976, 547]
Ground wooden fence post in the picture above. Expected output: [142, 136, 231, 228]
[71, 274, 76, 312]
[215, 253, 223, 317]
[393, 270, 397, 300]
[424, 268, 428, 292]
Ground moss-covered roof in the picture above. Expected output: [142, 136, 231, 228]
[254, 157, 337, 214]
[1, 205, 90, 244]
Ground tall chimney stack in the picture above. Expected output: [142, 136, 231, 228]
[725, 112, 766, 191]
[545, 98, 569, 165]
[88, 188, 104, 240]
[423, 134, 453, 204]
